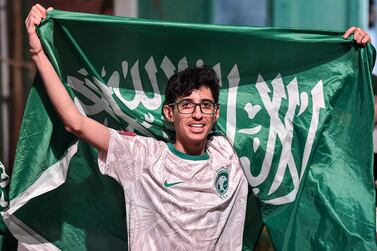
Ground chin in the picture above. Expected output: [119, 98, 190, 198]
[185, 132, 208, 144]
[176, 125, 212, 145]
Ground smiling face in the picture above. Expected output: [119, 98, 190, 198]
[163, 86, 220, 155]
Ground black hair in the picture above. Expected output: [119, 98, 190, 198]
[164, 66, 220, 105]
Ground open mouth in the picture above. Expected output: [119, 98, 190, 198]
[189, 123, 205, 128]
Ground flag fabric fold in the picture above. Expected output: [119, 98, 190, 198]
[4, 10, 376, 250]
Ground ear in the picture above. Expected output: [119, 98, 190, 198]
[214, 104, 220, 122]
[163, 105, 174, 122]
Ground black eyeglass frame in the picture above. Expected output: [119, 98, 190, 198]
[168, 100, 219, 115]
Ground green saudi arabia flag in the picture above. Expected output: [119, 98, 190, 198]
[3, 10, 376, 250]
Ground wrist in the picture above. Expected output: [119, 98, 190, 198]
[30, 49, 47, 62]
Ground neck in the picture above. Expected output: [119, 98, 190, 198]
[174, 139, 206, 155]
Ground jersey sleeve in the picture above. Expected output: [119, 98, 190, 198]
[98, 128, 163, 189]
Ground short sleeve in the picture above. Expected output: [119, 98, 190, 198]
[98, 128, 163, 188]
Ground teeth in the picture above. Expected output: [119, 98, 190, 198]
[190, 124, 204, 128]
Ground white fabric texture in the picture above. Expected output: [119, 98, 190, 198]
[98, 129, 248, 251]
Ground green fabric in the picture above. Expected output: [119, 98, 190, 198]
[0, 162, 9, 234]
[0, 162, 17, 251]
[4, 9, 376, 250]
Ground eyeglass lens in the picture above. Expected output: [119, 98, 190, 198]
[176, 100, 216, 114]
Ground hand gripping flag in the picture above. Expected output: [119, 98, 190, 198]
[3, 10, 376, 250]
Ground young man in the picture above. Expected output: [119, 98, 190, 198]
[25, 4, 371, 250]
[98, 66, 248, 249]
[27, 5, 249, 250]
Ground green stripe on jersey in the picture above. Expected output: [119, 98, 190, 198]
[167, 143, 209, 161]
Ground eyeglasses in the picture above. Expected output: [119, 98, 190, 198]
[169, 100, 218, 115]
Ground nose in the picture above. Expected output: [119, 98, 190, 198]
[192, 104, 203, 119]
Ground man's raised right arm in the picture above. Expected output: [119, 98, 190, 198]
[26, 4, 110, 152]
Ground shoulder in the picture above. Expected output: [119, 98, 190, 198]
[111, 128, 158, 142]
[109, 128, 167, 154]
[207, 135, 237, 160]
[207, 135, 233, 150]
[117, 130, 137, 137]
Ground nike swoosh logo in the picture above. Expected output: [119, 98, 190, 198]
[163, 180, 183, 188]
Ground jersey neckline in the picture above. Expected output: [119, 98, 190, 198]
[167, 143, 209, 161]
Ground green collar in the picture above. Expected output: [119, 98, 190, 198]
[167, 143, 209, 161]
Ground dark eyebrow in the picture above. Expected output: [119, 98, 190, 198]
[177, 99, 192, 102]
[201, 99, 215, 103]
[177, 98, 215, 103]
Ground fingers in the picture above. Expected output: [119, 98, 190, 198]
[362, 34, 371, 45]
[343, 26, 371, 46]
[343, 26, 356, 39]
[353, 29, 361, 41]
[34, 4, 47, 17]
[25, 4, 50, 34]
[25, 4, 53, 56]
[355, 30, 371, 46]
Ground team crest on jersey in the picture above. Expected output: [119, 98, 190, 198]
[215, 167, 229, 198]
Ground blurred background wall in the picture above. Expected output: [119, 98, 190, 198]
[0, 0, 371, 174]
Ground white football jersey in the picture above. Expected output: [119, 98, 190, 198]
[98, 129, 248, 250]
